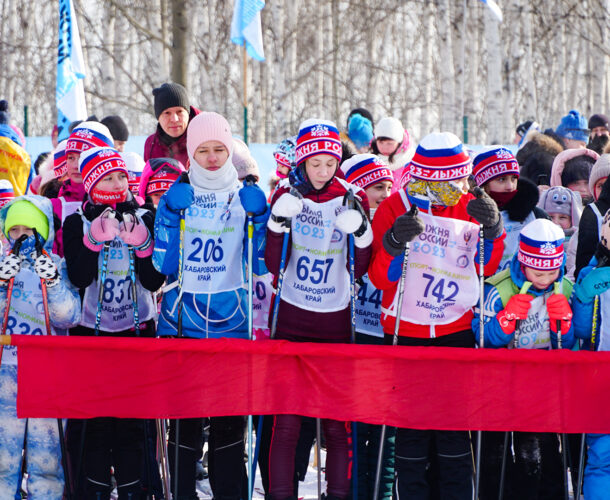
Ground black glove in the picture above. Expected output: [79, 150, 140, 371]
[466, 187, 503, 239]
[383, 205, 424, 256]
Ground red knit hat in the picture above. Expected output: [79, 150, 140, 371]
[66, 121, 114, 155]
[472, 147, 519, 186]
[409, 132, 471, 181]
[340, 153, 393, 190]
[517, 219, 565, 270]
[295, 119, 342, 165]
[79, 147, 128, 194]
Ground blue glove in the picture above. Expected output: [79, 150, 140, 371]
[165, 180, 194, 213]
[348, 113, 373, 149]
[575, 266, 610, 303]
[239, 181, 267, 216]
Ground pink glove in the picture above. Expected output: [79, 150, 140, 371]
[119, 213, 152, 257]
[84, 209, 120, 251]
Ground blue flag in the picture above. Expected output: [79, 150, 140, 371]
[57, 0, 87, 141]
[231, 0, 265, 61]
[479, 0, 503, 22]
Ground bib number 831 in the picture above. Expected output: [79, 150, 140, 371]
[296, 256, 333, 285]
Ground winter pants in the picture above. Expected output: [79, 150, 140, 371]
[479, 431, 564, 500]
[256, 414, 317, 497]
[584, 433, 610, 500]
[80, 417, 145, 499]
[354, 332, 395, 500]
[169, 415, 245, 500]
[0, 364, 64, 500]
[269, 414, 351, 500]
[389, 329, 475, 500]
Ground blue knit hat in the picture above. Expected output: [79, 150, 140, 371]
[555, 110, 589, 143]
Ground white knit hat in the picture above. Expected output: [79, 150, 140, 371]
[374, 117, 404, 143]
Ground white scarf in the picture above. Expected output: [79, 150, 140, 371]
[187, 152, 240, 192]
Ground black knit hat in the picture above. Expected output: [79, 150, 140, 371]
[101, 115, 129, 142]
[588, 113, 610, 131]
[561, 155, 596, 187]
[516, 120, 533, 137]
[153, 83, 190, 119]
[0, 99, 9, 125]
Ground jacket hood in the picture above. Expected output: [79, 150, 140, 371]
[0, 194, 55, 253]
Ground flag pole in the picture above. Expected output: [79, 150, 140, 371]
[461, 0, 467, 143]
[243, 42, 248, 145]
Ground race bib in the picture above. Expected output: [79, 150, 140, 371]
[355, 274, 383, 337]
[281, 197, 350, 312]
[384, 192, 479, 325]
[2, 267, 46, 365]
[513, 294, 550, 349]
[181, 188, 246, 293]
[253, 272, 273, 330]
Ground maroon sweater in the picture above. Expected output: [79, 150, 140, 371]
[265, 177, 372, 342]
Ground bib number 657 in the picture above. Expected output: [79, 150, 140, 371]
[296, 256, 333, 285]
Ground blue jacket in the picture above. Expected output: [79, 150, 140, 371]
[572, 256, 604, 351]
[0, 195, 81, 330]
[153, 189, 268, 339]
[472, 254, 575, 349]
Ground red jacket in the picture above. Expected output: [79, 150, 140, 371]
[143, 106, 200, 167]
[369, 190, 505, 339]
[265, 177, 372, 342]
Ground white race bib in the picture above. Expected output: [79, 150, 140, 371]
[281, 197, 350, 312]
[253, 273, 273, 330]
[513, 294, 551, 349]
[80, 211, 155, 332]
[383, 193, 479, 325]
[355, 274, 383, 337]
[599, 293, 610, 351]
[181, 188, 246, 293]
[2, 267, 47, 365]
[60, 197, 82, 222]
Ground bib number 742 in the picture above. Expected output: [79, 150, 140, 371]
[422, 273, 459, 303]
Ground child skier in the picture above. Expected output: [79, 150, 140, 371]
[472, 146, 549, 271]
[572, 210, 610, 499]
[265, 118, 373, 500]
[472, 218, 575, 499]
[153, 111, 268, 499]
[62, 146, 165, 499]
[369, 132, 505, 498]
[340, 153, 395, 498]
[138, 157, 184, 208]
[51, 121, 115, 257]
[0, 195, 81, 499]
[538, 186, 582, 280]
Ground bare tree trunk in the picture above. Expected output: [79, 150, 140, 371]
[484, 4, 503, 143]
[171, 0, 189, 87]
[436, 0, 457, 133]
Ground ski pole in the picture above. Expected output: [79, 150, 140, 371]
[316, 417, 322, 500]
[246, 195, 255, 500]
[498, 281, 531, 500]
[270, 186, 302, 339]
[553, 281, 570, 500]
[94, 242, 110, 336]
[32, 230, 73, 500]
[344, 189, 360, 498]
[0, 235, 26, 343]
[127, 243, 140, 336]
[474, 220, 485, 500]
[575, 293, 599, 500]
[373, 204, 417, 499]
[173, 172, 189, 500]
[155, 418, 172, 500]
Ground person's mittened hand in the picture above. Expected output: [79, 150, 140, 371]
[547, 294, 572, 334]
[271, 192, 303, 218]
[34, 253, 60, 286]
[119, 213, 150, 248]
[165, 181, 194, 213]
[496, 294, 534, 334]
[0, 253, 21, 281]
[85, 208, 120, 251]
[336, 209, 365, 234]
[575, 266, 610, 303]
[382, 206, 424, 256]
[239, 181, 267, 216]
[466, 188, 503, 238]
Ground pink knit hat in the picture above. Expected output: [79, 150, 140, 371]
[186, 112, 234, 160]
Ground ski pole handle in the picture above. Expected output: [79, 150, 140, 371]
[514, 281, 532, 337]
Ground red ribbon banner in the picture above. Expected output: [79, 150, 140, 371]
[13, 335, 610, 433]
